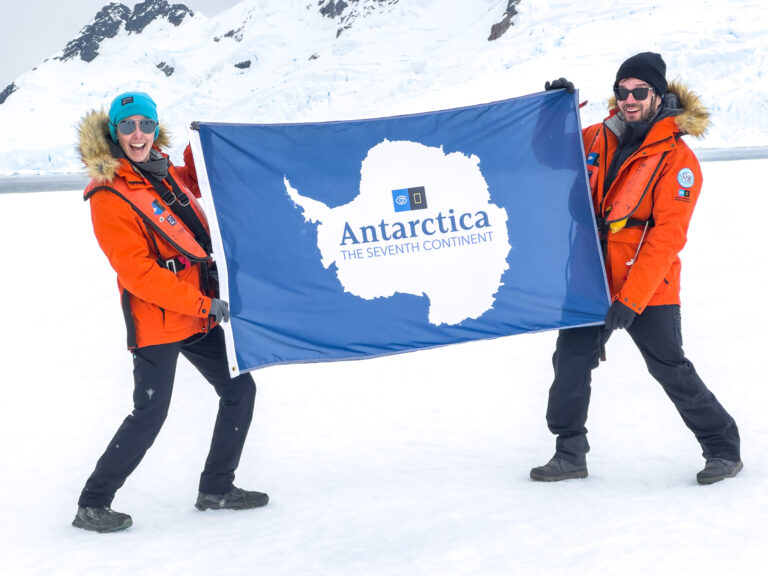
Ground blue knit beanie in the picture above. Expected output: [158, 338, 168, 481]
[108, 91, 159, 142]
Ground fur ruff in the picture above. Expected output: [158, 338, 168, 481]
[607, 80, 709, 138]
[77, 109, 171, 183]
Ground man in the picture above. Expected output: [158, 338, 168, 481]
[532, 53, 742, 484]
[74, 91, 268, 533]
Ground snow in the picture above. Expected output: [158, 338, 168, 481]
[1, 158, 766, 573]
[0, 0, 767, 176]
[1, 0, 766, 573]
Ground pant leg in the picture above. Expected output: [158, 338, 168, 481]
[627, 305, 740, 460]
[547, 325, 606, 465]
[78, 342, 181, 508]
[180, 326, 256, 495]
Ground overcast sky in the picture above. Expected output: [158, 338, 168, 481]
[0, 0, 241, 89]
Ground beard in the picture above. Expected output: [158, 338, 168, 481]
[640, 94, 659, 121]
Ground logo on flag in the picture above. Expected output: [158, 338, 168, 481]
[392, 186, 428, 212]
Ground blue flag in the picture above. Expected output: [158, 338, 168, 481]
[191, 90, 609, 373]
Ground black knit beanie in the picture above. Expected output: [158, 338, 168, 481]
[614, 52, 667, 96]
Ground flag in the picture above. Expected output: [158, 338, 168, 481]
[190, 90, 609, 374]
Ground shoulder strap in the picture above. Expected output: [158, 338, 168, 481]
[85, 185, 209, 263]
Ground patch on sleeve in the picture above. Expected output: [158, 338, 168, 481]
[677, 167, 694, 188]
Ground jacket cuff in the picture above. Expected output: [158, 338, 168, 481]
[198, 296, 213, 318]
[613, 291, 647, 315]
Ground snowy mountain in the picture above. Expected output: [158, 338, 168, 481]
[55, 1, 195, 64]
[0, 0, 766, 176]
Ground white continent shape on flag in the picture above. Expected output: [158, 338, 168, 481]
[285, 139, 512, 325]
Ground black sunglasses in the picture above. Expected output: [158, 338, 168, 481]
[116, 118, 158, 135]
[614, 86, 653, 101]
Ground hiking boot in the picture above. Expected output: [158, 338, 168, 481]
[696, 458, 743, 485]
[195, 486, 269, 511]
[72, 506, 132, 533]
[530, 456, 588, 482]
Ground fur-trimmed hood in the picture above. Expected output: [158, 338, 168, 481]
[607, 79, 709, 139]
[77, 109, 172, 183]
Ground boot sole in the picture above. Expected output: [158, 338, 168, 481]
[72, 516, 133, 533]
[195, 495, 270, 511]
[530, 469, 588, 482]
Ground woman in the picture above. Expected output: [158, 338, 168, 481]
[73, 91, 268, 533]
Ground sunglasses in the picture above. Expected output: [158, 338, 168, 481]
[116, 118, 158, 135]
[614, 86, 653, 101]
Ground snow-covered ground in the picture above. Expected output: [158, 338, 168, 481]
[1, 158, 765, 574]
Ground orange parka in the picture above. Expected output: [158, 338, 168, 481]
[78, 109, 216, 348]
[584, 81, 709, 314]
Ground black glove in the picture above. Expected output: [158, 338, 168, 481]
[604, 301, 637, 330]
[544, 78, 575, 94]
[209, 298, 230, 323]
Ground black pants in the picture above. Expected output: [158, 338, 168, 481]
[547, 305, 740, 465]
[78, 326, 256, 508]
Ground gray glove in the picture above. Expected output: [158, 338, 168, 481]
[544, 78, 575, 94]
[209, 298, 230, 323]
